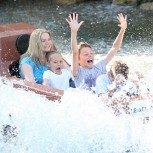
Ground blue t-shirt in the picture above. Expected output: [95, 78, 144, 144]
[19, 57, 48, 84]
[74, 59, 106, 90]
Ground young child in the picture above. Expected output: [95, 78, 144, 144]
[43, 51, 74, 90]
[95, 61, 129, 96]
[66, 13, 127, 90]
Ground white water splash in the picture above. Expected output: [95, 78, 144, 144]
[0, 76, 153, 153]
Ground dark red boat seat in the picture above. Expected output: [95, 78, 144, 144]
[0, 23, 36, 77]
[8, 34, 31, 78]
[16, 34, 30, 55]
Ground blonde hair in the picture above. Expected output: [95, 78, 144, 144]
[45, 51, 61, 63]
[110, 61, 129, 79]
[21, 28, 57, 66]
[78, 42, 92, 55]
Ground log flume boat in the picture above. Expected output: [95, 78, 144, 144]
[0, 22, 153, 110]
[0, 22, 64, 101]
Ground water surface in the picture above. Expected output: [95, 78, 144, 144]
[0, 0, 153, 55]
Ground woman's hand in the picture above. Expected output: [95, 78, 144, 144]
[117, 13, 127, 31]
[66, 13, 84, 32]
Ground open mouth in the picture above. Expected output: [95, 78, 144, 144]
[55, 67, 62, 74]
[56, 67, 61, 71]
[87, 60, 93, 64]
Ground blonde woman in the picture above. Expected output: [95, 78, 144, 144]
[19, 28, 69, 84]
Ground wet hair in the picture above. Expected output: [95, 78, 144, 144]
[20, 28, 57, 66]
[9, 60, 20, 78]
[45, 51, 62, 63]
[78, 42, 92, 55]
[110, 61, 129, 79]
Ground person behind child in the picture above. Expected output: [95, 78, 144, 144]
[43, 51, 74, 90]
[66, 13, 127, 90]
[95, 61, 129, 96]
[19, 28, 70, 84]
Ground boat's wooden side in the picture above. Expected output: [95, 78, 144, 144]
[2, 77, 64, 101]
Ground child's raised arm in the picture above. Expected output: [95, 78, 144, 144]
[66, 13, 84, 76]
[105, 13, 127, 65]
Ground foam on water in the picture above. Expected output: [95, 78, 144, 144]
[0, 75, 153, 153]
[1, 1, 153, 152]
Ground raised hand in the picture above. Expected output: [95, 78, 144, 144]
[117, 13, 127, 30]
[66, 13, 84, 32]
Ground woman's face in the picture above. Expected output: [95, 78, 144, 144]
[41, 32, 52, 52]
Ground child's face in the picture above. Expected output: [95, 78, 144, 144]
[41, 32, 52, 52]
[79, 47, 94, 69]
[49, 54, 63, 75]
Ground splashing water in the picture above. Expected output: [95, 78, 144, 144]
[0, 1, 153, 152]
[0, 72, 153, 153]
